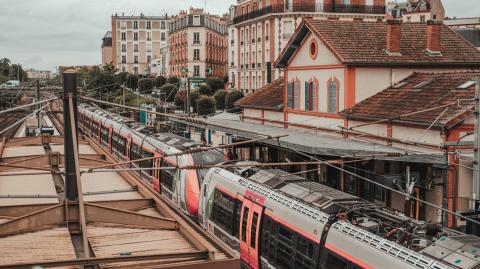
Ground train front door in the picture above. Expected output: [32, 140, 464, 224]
[125, 135, 133, 161]
[239, 198, 263, 269]
[108, 126, 113, 153]
[152, 151, 162, 193]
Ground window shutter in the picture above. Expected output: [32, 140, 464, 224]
[304, 82, 310, 111]
[287, 82, 293, 109]
[312, 82, 317, 111]
[293, 81, 299, 109]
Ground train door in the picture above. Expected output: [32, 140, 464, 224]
[152, 151, 162, 193]
[98, 122, 102, 144]
[125, 134, 133, 161]
[239, 199, 263, 269]
[108, 125, 113, 153]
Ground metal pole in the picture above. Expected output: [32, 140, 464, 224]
[473, 78, 480, 210]
[36, 80, 42, 135]
[63, 70, 79, 201]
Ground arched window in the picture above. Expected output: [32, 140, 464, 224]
[327, 78, 339, 113]
[304, 79, 318, 111]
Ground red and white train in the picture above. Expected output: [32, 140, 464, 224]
[78, 104, 225, 217]
[78, 105, 480, 269]
[200, 165, 479, 269]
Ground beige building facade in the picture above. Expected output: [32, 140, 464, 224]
[111, 14, 170, 75]
[227, 0, 386, 95]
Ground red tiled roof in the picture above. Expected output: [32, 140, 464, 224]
[235, 78, 284, 111]
[340, 71, 480, 129]
[276, 18, 480, 67]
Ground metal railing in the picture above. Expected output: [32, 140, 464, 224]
[232, 3, 385, 24]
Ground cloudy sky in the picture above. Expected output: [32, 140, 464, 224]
[0, 0, 477, 72]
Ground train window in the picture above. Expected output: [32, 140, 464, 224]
[294, 235, 317, 269]
[250, 212, 258, 248]
[117, 137, 126, 155]
[326, 251, 348, 269]
[139, 150, 154, 176]
[233, 199, 242, 237]
[241, 207, 249, 242]
[211, 189, 236, 235]
[276, 225, 294, 268]
[101, 126, 109, 144]
[131, 143, 141, 160]
[160, 160, 174, 191]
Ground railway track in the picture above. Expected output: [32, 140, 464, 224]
[0, 111, 28, 139]
[46, 95, 64, 135]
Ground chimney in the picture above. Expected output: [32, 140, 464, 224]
[426, 20, 442, 54]
[386, 19, 402, 55]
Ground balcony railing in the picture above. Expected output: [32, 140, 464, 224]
[232, 4, 385, 24]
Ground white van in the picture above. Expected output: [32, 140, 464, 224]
[0, 80, 20, 88]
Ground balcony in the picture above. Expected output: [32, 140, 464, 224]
[232, 4, 385, 24]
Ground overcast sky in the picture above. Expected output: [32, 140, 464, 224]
[0, 0, 478, 72]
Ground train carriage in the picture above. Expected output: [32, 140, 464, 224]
[200, 166, 479, 269]
[78, 104, 225, 217]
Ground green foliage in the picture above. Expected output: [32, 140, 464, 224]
[167, 76, 180, 85]
[86, 66, 117, 95]
[225, 90, 244, 112]
[126, 74, 139, 90]
[174, 90, 186, 109]
[198, 84, 212, 96]
[206, 77, 225, 94]
[196, 96, 216, 116]
[189, 91, 201, 113]
[116, 72, 129, 84]
[155, 76, 167, 88]
[138, 78, 154, 94]
[213, 90, 228, 110]
[160, 83, 178, 102]
[0, 75, 8, 84]
[113, 90, 157, 107]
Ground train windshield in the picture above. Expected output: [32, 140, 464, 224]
[192, 149, 226, 183]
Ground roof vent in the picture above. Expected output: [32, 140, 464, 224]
[457, 80, 476, 89]
[392, 81, 408, 89]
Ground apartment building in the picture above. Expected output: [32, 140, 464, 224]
[101, 31, 113, 66]
[111, 13, 170, 75]
[150, 46, 170, 77]
[227, 0, 386, 95]
[388, 0, 445, 22]
[445, 17, 480, 50]
[169, 8, 228, 80]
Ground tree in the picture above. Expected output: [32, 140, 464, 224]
[199, 84, 212, 96]
[138, 78, 154, 94]
[160, 83, 178, 102]
[167, 76, 180, 85]
[116, 72, 129, 85]
[214, 90, 228, 110]
[190, 91, 201, 113]
[9, 64, 28, 82]
[155, 76, 167, 88]
[225, 90, 244, 112]
[102, 63, 117, 74]
[196, 96, 216, 116]
[174, 90, 186, 109]
[126, 74, 139, 90]
[206, 77, 225, 94]
[87, 67, 117, 94]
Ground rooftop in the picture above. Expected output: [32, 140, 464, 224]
[276, 18, 480, 67]
[340, 71, 480, 129]
[234, 78, 284, 111]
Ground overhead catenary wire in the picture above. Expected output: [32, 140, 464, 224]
[0, 104, 49, 137]
[0, 98, 56, 116]
[283, 145, 480, 227]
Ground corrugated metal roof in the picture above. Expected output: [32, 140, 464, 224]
[2, 145, 46, 157]
[0, 227, 77, 268]
[0, 170, 59, 206]
[81, 171, 143, 202]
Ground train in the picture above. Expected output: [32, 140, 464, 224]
[78, 104, 225, 217]
[78, 104, 480, 269]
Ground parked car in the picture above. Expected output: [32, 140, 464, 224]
[0, 80, 20, 88]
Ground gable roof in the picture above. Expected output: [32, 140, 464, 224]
[275, 18, 480, 67]
[234, 78, 284, 111]
[339, 71, 480, 129]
